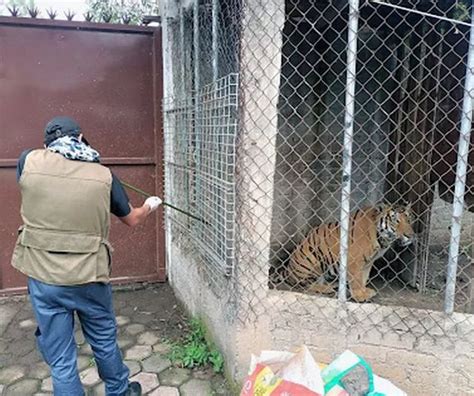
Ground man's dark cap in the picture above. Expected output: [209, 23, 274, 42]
[44, 116, 81, 146]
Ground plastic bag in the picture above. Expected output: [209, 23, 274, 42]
[240, 346, 325, 396]
[321, 350, 407, 396]
[241, 347, 406, 396]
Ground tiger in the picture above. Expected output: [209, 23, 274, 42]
[284, 204, 415, 302]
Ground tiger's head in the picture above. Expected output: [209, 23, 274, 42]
[378, 203, 415, 247]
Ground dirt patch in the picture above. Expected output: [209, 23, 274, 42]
[113, 283, 192, 342]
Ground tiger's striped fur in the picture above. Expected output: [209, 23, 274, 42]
[286, 204, 415, 302]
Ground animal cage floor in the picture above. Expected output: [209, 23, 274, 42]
[370, 278, 473, 315]
[269, 277, 473, 314]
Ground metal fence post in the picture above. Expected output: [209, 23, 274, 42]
[179, 4, 186, 98]
[444, 4, 474, 314]
[339, 0, 361, 302]
[194, 0, 202, 233]
[160, 0, 174, 282]
[194, 0, 200, 93]
[212, 0, 219, 81]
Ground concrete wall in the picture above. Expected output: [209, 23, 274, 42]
[427, 191, 473, 312]
[267, 291, 474, 396]
[169, 237, 474, 396]
[166, 241, 241, 375]
[429, 192, 473, 248]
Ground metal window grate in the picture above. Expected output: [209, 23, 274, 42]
[163, 73, 239, 278]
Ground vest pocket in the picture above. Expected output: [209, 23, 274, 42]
[20, 227, 101, 253]
[15, 227, 112, 284]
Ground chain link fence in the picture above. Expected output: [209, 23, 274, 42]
[162, 0, 474, 339]
[268, 0, 474, 316]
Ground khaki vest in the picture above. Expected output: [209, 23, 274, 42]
[11, 149, 113, 285]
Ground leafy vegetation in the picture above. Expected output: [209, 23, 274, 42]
[86, 0, 159, 25]
[167, 319, 225, 374]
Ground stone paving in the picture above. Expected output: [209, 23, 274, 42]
[0, 285, 231, 395]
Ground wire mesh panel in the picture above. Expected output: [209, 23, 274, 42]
[164, 74, 239, 280]
[195, 74, 239, 275]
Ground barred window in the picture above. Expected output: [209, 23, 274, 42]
[163, 0, 242, 283]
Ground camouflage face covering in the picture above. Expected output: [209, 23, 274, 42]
[47, 135, 101, 163]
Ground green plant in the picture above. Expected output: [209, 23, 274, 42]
[167, 318, 225, 374]
[86, 0, 159, 25]
[209, 349, 225, 373]
[6, 0, 38, 18]
[452, 1, 470, 22]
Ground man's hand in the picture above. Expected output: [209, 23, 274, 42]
[119, 197, 162, 227]
[144, 196, 162, 212]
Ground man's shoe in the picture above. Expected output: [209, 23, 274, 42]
[125, 382, 142, 396]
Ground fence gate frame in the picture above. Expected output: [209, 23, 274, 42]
[0, 16, 165, 294]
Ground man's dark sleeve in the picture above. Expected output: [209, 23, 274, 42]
[111, 173, 132, 217]
[16, 149, 34, 182]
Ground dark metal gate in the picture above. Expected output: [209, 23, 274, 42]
[0, 17, 165, 293]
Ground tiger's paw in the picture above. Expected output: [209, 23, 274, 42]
[307, 283, 335, 295]
[351, 288, 376, 303]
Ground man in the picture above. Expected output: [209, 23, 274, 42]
[11, 116, 162, 396]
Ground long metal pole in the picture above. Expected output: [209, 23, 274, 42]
[178, 4, 191, 225]
[160, 0, 173, 281]
[338, 0, 361, 302]
[444, 3, 474, 314]
[121, 180, 209, 225]
[194, 0, 200, 93]
[371, 0, 474, 28]
[194, 0, 202, 231]
[179, 4, 186, 97]
[211, 0, 219, 81]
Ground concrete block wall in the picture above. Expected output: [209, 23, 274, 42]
[429, 192, 473, 248]
[166, 242, 241, 375]
[266, 291, 474, 396]
[168, 236, 474, 395]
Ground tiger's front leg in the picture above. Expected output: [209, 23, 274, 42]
[350, 286, 376, 303]
[348, 260, 377, 302]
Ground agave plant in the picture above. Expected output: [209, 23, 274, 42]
[7, 4, 21, 17]
[122, 14, 132, 25]
[84, 11, 94, 22]
[27, 5, 40, 18]
[102, 12, 113, 23]
[64, 10, 75, 21]
[46, 8, 57, 19]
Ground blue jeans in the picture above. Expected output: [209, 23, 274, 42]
[28, 278, 130, 396]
